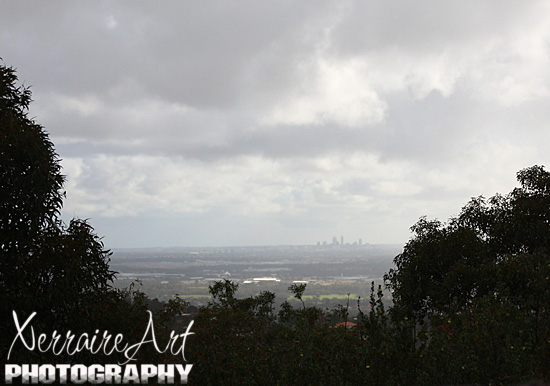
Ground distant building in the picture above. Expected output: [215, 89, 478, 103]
[251, 277, 281, 283]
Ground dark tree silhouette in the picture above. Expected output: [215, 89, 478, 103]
[0, 61, 115, 363]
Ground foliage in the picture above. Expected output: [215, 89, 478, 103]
[0, 62, 117, 364]
[0, 62, 189, 378]
[386, 166, 550, 318]
[188, 166, 550, 385]
[384, 165, 550, 384]
[288, 282, 307, 309]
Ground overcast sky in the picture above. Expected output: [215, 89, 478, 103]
[3, 1, 550, 248]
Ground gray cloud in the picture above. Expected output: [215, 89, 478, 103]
[2, 1, 550, 246]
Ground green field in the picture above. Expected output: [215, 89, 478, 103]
[319, 294, 359, 300]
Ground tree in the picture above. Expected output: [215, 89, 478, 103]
[385, 165, 550, 382]
[288, 282, 307, 309]
[0, 64, 195, 383]
[0, 62, 115, 362]
[1, 62, 65, 278]
[385, 214, 490, 319]
[386, 165, 550, 318]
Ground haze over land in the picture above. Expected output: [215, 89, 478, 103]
[111, 242, 399, 280]
[2, 2, 550, 247]
[110, 243, 400, 309]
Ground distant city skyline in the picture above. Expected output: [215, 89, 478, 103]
[2, 2, 550, 248]
[317, 235, 364, 247]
